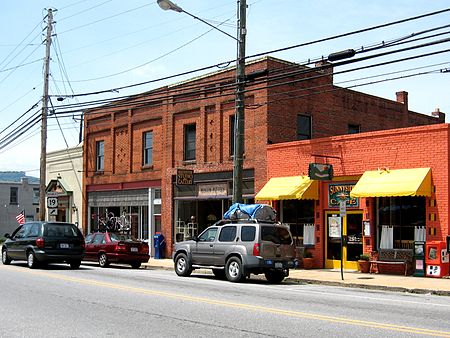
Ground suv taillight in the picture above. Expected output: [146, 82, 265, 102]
[253, 243, 260, 256]
[36, 237, 45, 249]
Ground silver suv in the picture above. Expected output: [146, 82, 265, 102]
[172, 219, 297, 283]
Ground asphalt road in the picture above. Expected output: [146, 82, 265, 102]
[0, 262, 449, 338]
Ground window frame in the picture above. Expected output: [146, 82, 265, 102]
[96, 140, 105, 172]
[142, 131, 153, 167]
[296, 114, 312, 140]
[184, 123, 196, 161]
[10, 187, 18, 205]
[348, 124, 361, 134]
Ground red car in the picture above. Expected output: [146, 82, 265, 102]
[84, 232, 149, 269]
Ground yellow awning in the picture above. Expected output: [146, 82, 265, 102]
[350, 168, 432, 198]
[255, 176, 319, 201]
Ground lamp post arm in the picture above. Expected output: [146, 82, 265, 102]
[181, 10, 238, 42]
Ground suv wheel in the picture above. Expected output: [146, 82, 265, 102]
[27, 251, 38, 269]
[265, 270, 285, 284]
[225, 257, 244, 282]
[98, 253, 110, 268]
[2, 248, 11, 265]
[175, 253, 192, 277]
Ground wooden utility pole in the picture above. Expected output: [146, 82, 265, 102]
[39, 8, 53, 221]
[232, 0, 246, 204]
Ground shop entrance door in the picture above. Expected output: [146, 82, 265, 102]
[325, 211, 363, 270]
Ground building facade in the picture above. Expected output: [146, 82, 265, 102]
[45, 145, 84, 231]
[0, 173, 39, 235]
[258, 123, 449, 273]
[83, 56, 444, 256]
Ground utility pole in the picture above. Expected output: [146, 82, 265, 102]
[39, 8, 53, 221]
[232, 0, 246, 204]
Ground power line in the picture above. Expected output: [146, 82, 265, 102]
[48, 36, 450, 116]
[52, 7, 450, 96]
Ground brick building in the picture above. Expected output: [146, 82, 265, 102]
[83, 56, 444, 256]
[258, 123, 449, 274]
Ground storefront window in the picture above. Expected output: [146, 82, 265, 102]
[376, 196, 425, 249]
[281, 199, 314, 246]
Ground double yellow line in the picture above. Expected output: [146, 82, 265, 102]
[6, 266, 450, 337]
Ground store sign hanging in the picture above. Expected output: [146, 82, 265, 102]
[198, 183, 228, 198]
[176, 169, 194, 185]
[328, 183, 359, 208]
[308, 163, 333, 180]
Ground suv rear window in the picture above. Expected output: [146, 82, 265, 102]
[45, 224, 79, 238]
[261, 226, 292, 244]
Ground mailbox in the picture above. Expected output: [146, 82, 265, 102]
[425, 241, 449, 278]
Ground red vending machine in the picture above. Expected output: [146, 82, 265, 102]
[425, 241, 449, 278]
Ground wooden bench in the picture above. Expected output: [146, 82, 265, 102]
[370, 249, 413, 276]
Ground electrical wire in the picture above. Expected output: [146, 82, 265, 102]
[47, 36, 450, 116]
[51, 7, 450, 97]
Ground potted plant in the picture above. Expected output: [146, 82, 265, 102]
[302, 250, 314, 269]
[357, 253, 371, 273]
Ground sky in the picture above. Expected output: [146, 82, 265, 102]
[0, 0, 449, 176]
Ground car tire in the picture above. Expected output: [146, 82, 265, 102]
[264, 270, 285, 284]
[225, 257, 244, 282]
[130, 262, 141, 269]
[98, 253, 109, 268]
[212, 269, 226, 279]
[2, 248, 11, 265]
[69, 261, 81, 269]
[174, 253, 192, 277]
[27, 250, 38, 269]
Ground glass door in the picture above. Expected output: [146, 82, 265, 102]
[325, 211, 363, 270]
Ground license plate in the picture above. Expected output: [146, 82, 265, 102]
[275, 262, 283, 269]
[60, 243, 69, 249]
[131, 247, 138, 252]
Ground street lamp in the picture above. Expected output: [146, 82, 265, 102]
[157, 0, 247, 204]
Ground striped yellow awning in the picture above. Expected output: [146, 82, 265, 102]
[255, 176, 319, 201]
[350, 168, 432, 198]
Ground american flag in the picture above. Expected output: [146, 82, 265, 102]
[15, 211, 25, 224]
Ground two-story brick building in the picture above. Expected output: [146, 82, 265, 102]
[83, 56, 444, 256]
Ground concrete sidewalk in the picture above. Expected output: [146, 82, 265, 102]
[143, 258, 450, 296]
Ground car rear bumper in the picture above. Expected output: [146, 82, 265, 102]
[244, 256, 297, 270]
[106, 253, 150, 263]
[34, 251, 84, 262]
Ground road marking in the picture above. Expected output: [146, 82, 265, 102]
[272, 285, 450, 308]
[4, 266, 450, 337]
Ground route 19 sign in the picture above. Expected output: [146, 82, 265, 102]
[47, 197, 58, 209]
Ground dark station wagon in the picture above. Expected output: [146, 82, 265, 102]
[2, 221, 85, 269]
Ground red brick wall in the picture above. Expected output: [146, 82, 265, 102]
[265, 123, 450, 267]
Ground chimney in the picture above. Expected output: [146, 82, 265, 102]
[432, 107, 446, 122]
[395, 91, 408, 111]
[315, 60, 333, 83]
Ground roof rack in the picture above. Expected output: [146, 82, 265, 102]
[213, 219, 277, 226]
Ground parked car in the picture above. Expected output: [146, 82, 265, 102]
[173, 218, 297, 283]
[1, 221, 85, 269]
[83, 232, 149, 269]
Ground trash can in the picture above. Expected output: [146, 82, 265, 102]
[153, 233, 165, 259]
[413, 241, 425, 277]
